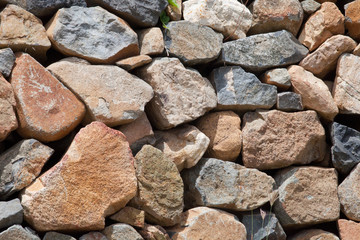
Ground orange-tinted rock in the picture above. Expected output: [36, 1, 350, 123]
[338, 219, 360, 240]
[116, 55, 152, 71]
[10, 53, 85, 142]
[345, 0, 360, 41]
[298, 2, 344, 51]
[21, 122, 137, 231]
[0, 75, 17, 141]
[110, 206, 145, 228]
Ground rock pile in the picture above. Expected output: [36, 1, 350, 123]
[0, 0, 359, 239]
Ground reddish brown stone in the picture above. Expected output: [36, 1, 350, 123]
[0, 75, 17, 141]
[345, 0, 360, 41]
[338, 219, 360, 240]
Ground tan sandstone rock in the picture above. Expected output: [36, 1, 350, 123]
[167, 207, 247, 240]
[288, 65, 338, 121]
[298, 2, 345, 51]
[10, 53, 85, 142]
[345, 0, 360, 41]
[116, 55, 152, 71]
[110, 206, 145, 228]
[242, 110, 326, 170]
[338, 219, 360, 240]
[138, 28, 164, 56]
[139, 224, 170, 240]
[289, 229, 339, 240]
[0, 4, 51, 60]
[0, 75, 17, 141]
[260, 68, 291, 91]
[47, 59, 153, 127]
[21, 122, 138, 231]
[136, 57, 217, 130]
[195, 111, 242, 162]
[300, 35, 357, 78]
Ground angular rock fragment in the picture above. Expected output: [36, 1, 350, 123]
[183, 0, 252, 40]
[167, 207, 247, 240]
[164, 21, 223, 66]
[345, 0, 360, 41]
[301, 0, 321, 16]
[0, 4, 51, 59]
[300, 35, 357, 78]
[0, 139, 53, 199]
[195, 111, 242, 162]
[139, 224, 170, 240]
[298, 2, 345, 51]
[242, 110, 326, 170]
[288, 65, 338, 121]
[110, 206, 145, 228]
[116, 55, 152, 71]
[0, 225, 40, 240]
[182, 158, 276, 211]
[277, 92, 303, 111]
[249, 0, 304, 36]
[274, 167, 340, 228]
[132, 145, 183, 226]
[261, 68, 291, 91]
[46, 6, 139, 64]
[333, 54, 360, 114]
[10, 53, 85, 142]
[338, 219, 360, 240]
[47, 59, 153, 127]
[338, 163, 360, 221]
[0, 199, 23, 229]
[154, 125, 209, 171]
[86, 0, 168, 27]
[136, 57, 217, 130]
[21, 122, 138, 231]
[102, 224, 144, 240]
[289, 229, 339, 240]
[0, 75, 17, 142]
[211, 66, 277, 111]
[0, 48, 15, 78]
[79, 232, 107, 240]
[138, 28, 164, 56]
[165, 0, 181, 21]
[219, 30, 309, 72]
[43, 232, 76, 240]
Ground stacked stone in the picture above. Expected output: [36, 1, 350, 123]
[0, 0, 359, 239]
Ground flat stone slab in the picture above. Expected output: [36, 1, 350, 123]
[0, 199, 23, 229]
[277, 92, 303, 111]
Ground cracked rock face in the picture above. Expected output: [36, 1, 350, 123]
[47, 58, 153, 127]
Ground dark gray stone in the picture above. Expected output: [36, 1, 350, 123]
[218, 30, 309, 72]
[0, 48, 15, 78]
[331, 122, 360, 175]
[0, 199, 23, 229]
[87, 0, 168, 27]
[277, 92, 303, 111]
[0, 225, 39, 240]
[164, 21, 223, 66]
[211, 66, 277, 111]
[240, 210, 286, 240]
[43, 232, 76, 240]
[102, 224, 144, 240]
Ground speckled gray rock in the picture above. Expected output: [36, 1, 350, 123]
[211, 66, 277, 111]
[86, 0, 168, 27]
[0, 48, 15, 78]
[182, 158, 276, 211]
[103, 224, 144, 240]
[338, 163, 360, 221]
[240, 210, 286, 240]
[331, 122, 360, 175]
[43, 232, 76, 240]
[0, 225, 40, 240]
[301, 0, 321, 16]
[0, 199, 23, 229]
[218, 30, 309, 72]
[261, 68, 291, 90]
[0, 139, 54, 200]
[277, 92, 303, 111]
[164, 21, 223, 66]
[79, 232, 107, 240]
[46, 6, 139, 64]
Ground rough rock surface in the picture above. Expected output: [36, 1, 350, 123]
[154, 125, 209, 171]
[219, 30, 309, 72]
[288, 65, 338, 121]
[249, 0, 304, 36]
[211, 66, 277, 111]
[165, 0, 181, 21]
[331, 122, 360, 175]
[183, 0, 252, 40]
[132, 145, 183, 226]
[0, 199, 23, 229]
[116, 55, 152, 71]
[138, 28, 164, 56]
[299, 35, 357, 78]
[298, 2, 345, 51]
[0, 48, 15, 78]
[301, 0, 321, 16]
[0, 75, 17, 141]
[333, 54, 360, 114]
[195, 111, 242, 162]
[242, 110, 326, 170]
[10, 53, 85, 142]
[182, 158, 276, 211]
[353, 44, 360, 56]
[289, 229, 339, 240]
[79, 232, 107, 240]
[139, 224, 170, 240]
[338, 163, 360, 221]
[167, 207, 247, 240]
[102, 224, 144, 240]
[0, 225, 40, 240]
[0, 4, 51, 59]
[274, 167, 340, 228]
[136, 57, 217, 130]
[20, 122, 138, 231]
[277, 92, 303, 111]
[261, 68, 291, 91]
[164, 21, 223, 66]
[338, 219, 360, 240]
[345, 0, 360, 41]
[110, 206, 145, 228]
[0, 139, 53, 199]
[46, 6, 139, 64]
[86, 0, 168, 27]
[43, 232, 76, 240]
[47, 59, 153, 127]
